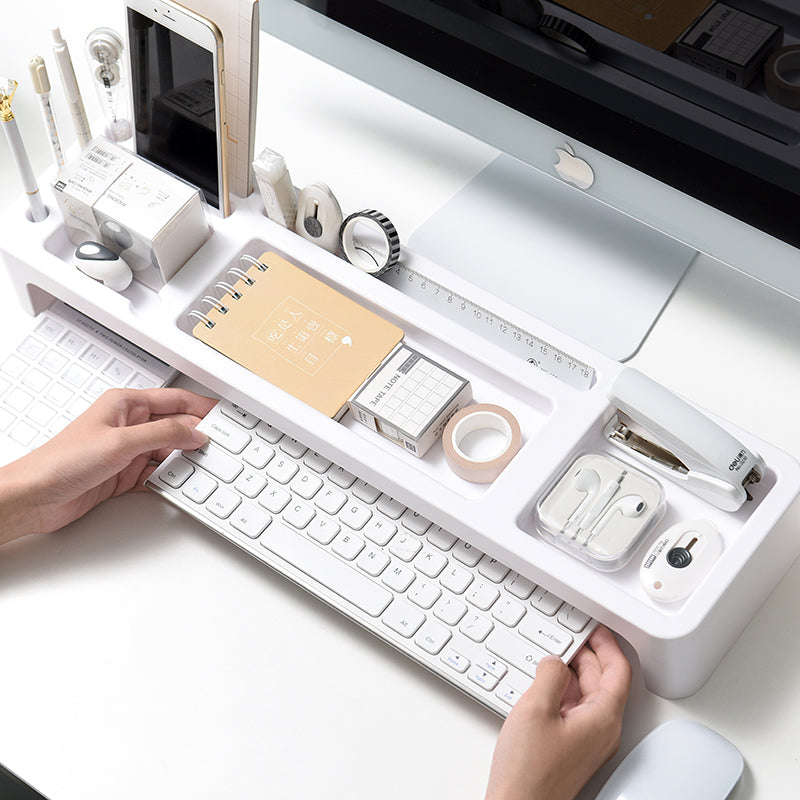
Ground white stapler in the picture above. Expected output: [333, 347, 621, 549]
[604, 368, 765, 512]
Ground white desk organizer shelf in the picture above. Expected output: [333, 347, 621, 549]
[2, 180, 799, 700]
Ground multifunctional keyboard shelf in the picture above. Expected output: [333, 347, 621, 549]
[2, 180, 798, 698]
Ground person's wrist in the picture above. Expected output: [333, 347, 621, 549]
[0, 459, 45, 544]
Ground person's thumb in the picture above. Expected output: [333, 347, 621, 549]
[523, 655, 571, 716]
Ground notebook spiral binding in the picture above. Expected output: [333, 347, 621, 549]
[187, 255, 269, 329]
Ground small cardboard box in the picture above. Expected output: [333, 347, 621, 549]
[349, 344, 472, 457]
[52, 138, 209, 288]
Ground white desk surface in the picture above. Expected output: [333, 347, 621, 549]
[2, 3, 800, 798]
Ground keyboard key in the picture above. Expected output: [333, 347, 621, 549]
[206, 418, 252, 454]
[332, 532, 365, 561]
[127, 372, 159, 390]
[207, 488, 241, 519]
[279, 437, 307, 459]
[283, 501, 315, 529]
[307, 517, 340, 545]
[363, 518, 397, 546]
[382, 564, 415, 593]
[80, 344, 110, 368]
[18, 336, 46, 360]
[35, 316, 63, 340]
[57, 330, 87, 355]
[388, 533, 422, 562]
[468, 667, 499, 692]
[220, 401, 258, 429]
[159, 458, 194, 489]
[460, 612, 494, 642]
[440, 564, 473, 595]
[45, 382, 74, 406]
[426, 526, 457, 551]
[414, 549, 448, 578]
[316, 487, 347, 514]
[519, 618, 573, 657]
[1, 354, 28, 379]
[102, 358, 133, 383]
[303, 450, 332, 473]
[486, 629, 547, 678]
[496, 684, 523, 707]
[408, 580, 441, 610]
[340, 502, 372, 531]
[530, 587, 563, 616]
[356, 547, 390, 577]
[185, 444, 243, 482]
[27, 402, 56, 427]
[352, 479, 381, 504]
[478, 556, 511, 584]
[21, 368, 50, 393]
[259, 486, 291, 513]
[329, 466, 356, 488]
[401, 509, 431, 535]
[6, 387, 33, 413]
[255, 420, 283, 443]
[376, 494, 405, 519]
[453, 541, 483, 567]
[9, 420, 38, 446]
[63, 363, 91, 388]
[433, 597, 467, 626]
[557, 605, 592, 633]
[266, 456, 299, 484]
[260, 523, 392, 617]
[504, 572, 535, 600]
[291, 471, 323, 500]
[235, 469, 268, 499]
[492, 598, 526, 628]
[40, 350, 68, 374]
[230, 507, 272, 538]
[382, 600, 425, 639]
[182, 472, 218, 503]
[242, 437, 275, 469]
[441, 648, 470, 674]
[415, 621, 451, 655]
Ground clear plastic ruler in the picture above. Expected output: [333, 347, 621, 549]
[381, 262, 595, 391]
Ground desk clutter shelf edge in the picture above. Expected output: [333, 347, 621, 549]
[1, 183, 799, 699]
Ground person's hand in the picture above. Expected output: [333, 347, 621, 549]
[485, 625, 632, 800]
[0, 387, 217, 545]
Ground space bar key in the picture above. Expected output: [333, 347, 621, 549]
[260, 523, 392, 618]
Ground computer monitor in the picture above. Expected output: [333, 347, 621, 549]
[260, 1, 800, 359]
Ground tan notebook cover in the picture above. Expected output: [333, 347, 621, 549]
[193, 251, 404, 417]
[554, 0, 710, 52]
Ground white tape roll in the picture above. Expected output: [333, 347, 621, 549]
[442, 404, 521, 483]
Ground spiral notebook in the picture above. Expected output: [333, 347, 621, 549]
[190, 251, 404, 417]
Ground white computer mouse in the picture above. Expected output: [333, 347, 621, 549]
[595, 719, 743, 800]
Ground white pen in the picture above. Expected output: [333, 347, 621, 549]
[28, 55, 66, 169]
[0, 78, 48, 222]
[51, 26, 92, 148]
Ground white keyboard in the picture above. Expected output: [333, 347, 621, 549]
[148, 400, 598, 716]
[0, 301, 177, 466]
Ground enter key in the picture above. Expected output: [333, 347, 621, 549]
[519, 617, 574, 657]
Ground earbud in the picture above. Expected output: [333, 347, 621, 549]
[574, 469, 626, 533]
[73, 241, 133, 291]
[583, 494, 646, 546]
[562, 468, 600, 531]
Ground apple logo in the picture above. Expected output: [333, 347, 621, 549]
[553, 143, 595, 190]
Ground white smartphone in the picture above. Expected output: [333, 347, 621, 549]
[124, 0, 230, 216]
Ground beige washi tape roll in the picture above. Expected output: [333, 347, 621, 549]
[442, 404, 522, 483]
[764, 45, 800, 109]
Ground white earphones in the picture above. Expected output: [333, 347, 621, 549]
[561, 467, 600, 531]
[583, 494, 647, 547]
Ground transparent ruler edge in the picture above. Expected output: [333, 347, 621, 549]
[381, 263, 595, 391]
